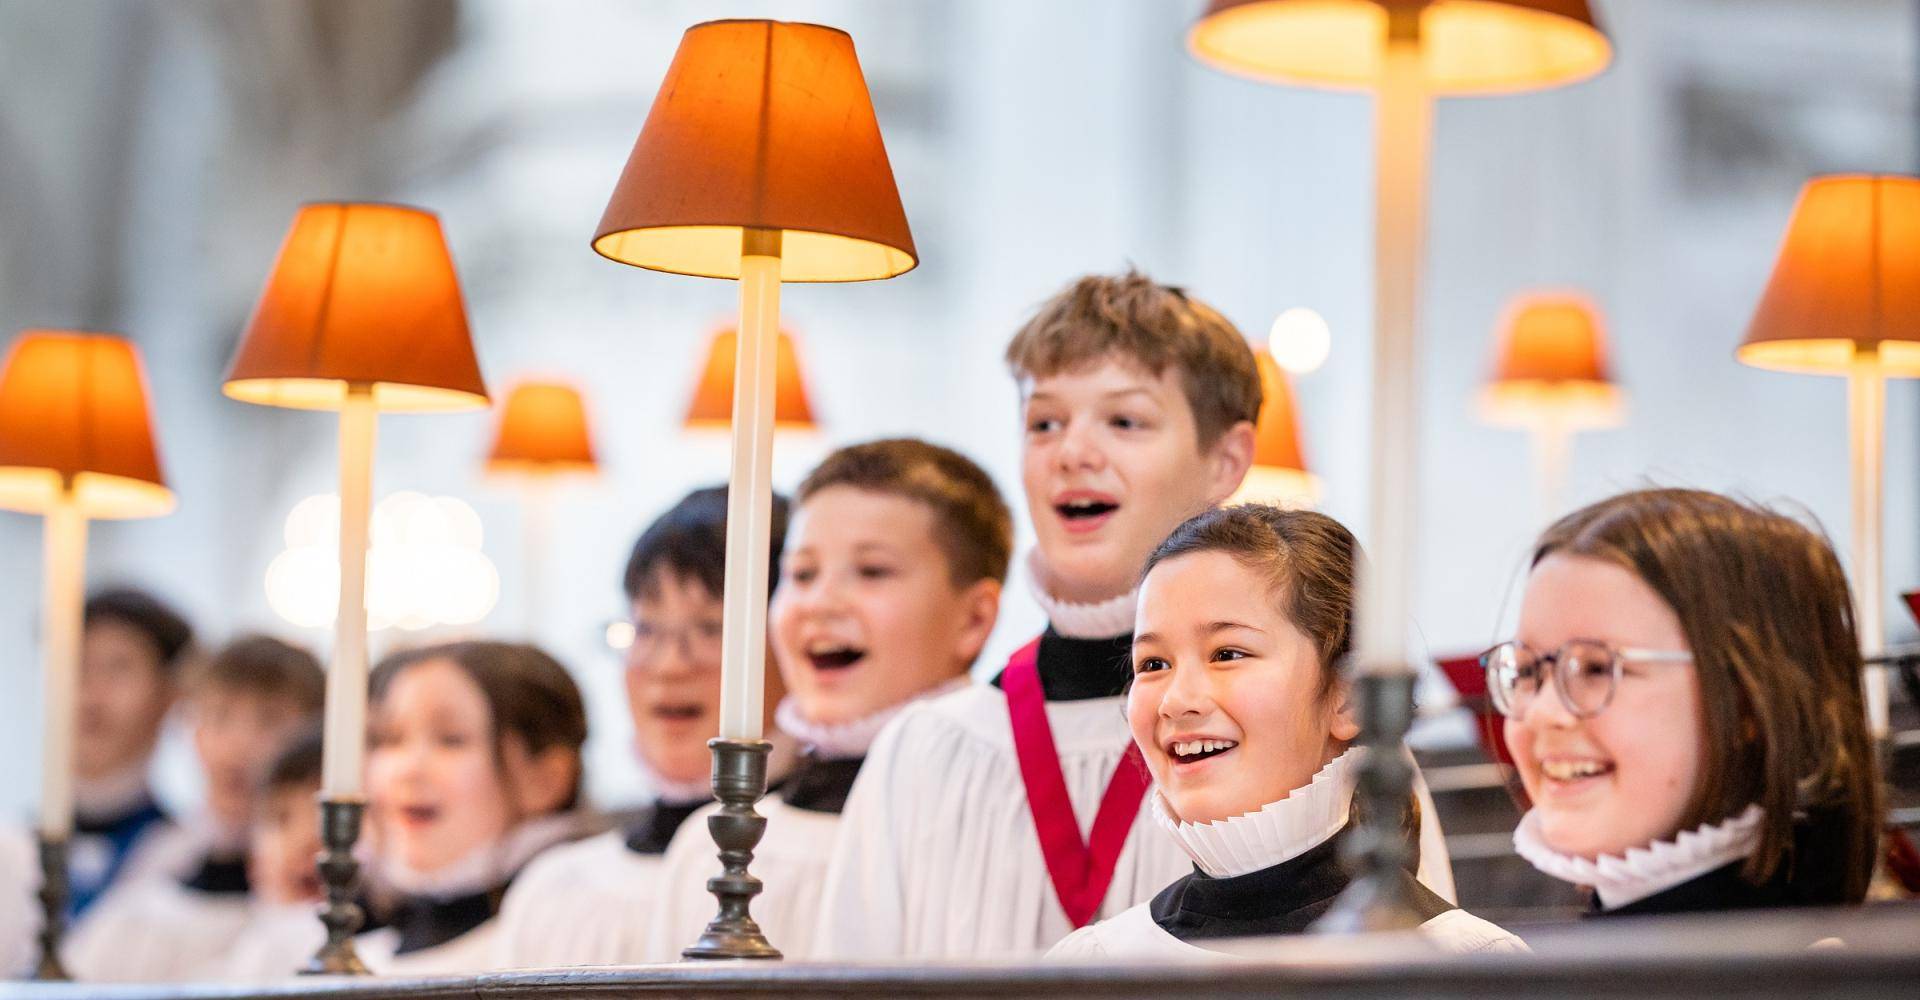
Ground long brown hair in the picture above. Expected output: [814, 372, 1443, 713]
[1534, 489, 1881, 902]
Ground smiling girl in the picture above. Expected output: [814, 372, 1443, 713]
[360, 641, 589, 972]
[1497, 489, 1880, 915]
[1051, 506, 1516, 959]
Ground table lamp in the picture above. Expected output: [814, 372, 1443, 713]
[1188, 0, 1610, 930]
[1232, 349, 1322, 508]
[685, 327, 817, 431]
[1738, 174, 1920, 741]
[1479, 292, 1623, 520]
[592, 19, 915, 959]
[485, 379, 600, 638]
[224, 201, 489, 973]
[0, 331, 173, 980]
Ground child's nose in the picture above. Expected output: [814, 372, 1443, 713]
[1054, 421, 1107, 473]
[1159, 662, 1213, 717]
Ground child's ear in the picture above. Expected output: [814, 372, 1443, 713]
[1327, 678, 1361, 744]
[503, 736, 579, 818]
[952, 578, 1004, 668]
[1205, 419, 1257, 506]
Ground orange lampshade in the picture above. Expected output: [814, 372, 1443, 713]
[1252, 351, 1310, 472]
[1738, 175, 1920, 377]
[486, 381, 600, 476]
[1479, 293, 1622, 428]
[593, 19, 917, 283]
[0, 331, 173, 519]
[1232, 351, 1321, 507]
[1189, 0, 1610, 95]
[685, 328, 816, 430]
[224, 203, 489, 412]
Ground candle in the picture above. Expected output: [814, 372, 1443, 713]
[321, 385, 377, 799]
[38, 491, 86, 841]
[1355, 25, 1429, 678]
[1848, 351, 1887, 736]
[717, 239, 783, 741]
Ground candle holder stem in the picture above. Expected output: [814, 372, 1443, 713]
[34, 835, 68, 980]
[1314, 671, 1425, 934]
[682, 738, 781, 960]
[302, 797, 370, 975]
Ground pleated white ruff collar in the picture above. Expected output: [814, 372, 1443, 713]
[1151, 749, 1361, 879]
[376, 812, 581, 900]
[775, 676, 971, 760]
[1513, 803, 1764, 910]
[1025, 549, 1138, 639]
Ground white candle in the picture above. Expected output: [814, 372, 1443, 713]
[718, 236, 782, 741]
[322, 385, 377, 799]
[1847, 352, 1887, 736]
[1355, 25, 1430, 678]
[1529, 415, 1569, 526]
[38, 490, 87, 841]
[522, 477, 551, 640]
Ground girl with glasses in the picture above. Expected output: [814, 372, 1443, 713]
[1492, 488, 1880, 915]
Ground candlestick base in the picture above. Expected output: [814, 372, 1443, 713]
[1314, 671, 1427, 935]
[683, 738, 782, 961]
[302, 797, 370, 976]
[34, 835, 68, 980]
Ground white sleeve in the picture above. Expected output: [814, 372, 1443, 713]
[1410, 765, 1456, 904]
[807, 712, 915, 960]
[642, 804, 724, 963]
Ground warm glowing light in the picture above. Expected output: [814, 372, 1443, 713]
[605, 620, 636, 651]
[1268, 308, 1332, 374]
[265, 492, 499, 631]
[1479, 292, 1623, 429]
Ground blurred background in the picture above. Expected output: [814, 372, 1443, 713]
[0, 0, 1916, 830]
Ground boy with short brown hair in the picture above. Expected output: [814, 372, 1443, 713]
[815, 271, 1266, 958]
[642, 437, 1011, 960]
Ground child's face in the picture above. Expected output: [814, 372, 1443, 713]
[771, 486, 999, 727]
[366, 658, 516, 874]
[625, 571, 728, 788]
[1504, 554, 1703, 859]
[249, 783, 322, 906]
[1128, 551, 1354, 824]
[76, 620, 174, 781]
[1021, 359, 1248, 603]
[191, 689, 311, 833]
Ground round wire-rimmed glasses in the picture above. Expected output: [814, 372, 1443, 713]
[1481, 639, 1693, 719]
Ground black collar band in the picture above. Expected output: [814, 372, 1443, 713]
[992, 627, 1134, 702]
[780, 754, 865, 814]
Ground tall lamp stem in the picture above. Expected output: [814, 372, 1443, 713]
[1319, 9, 1430, 934]
[307, 383, 377, 975]
[35, 486, 85, 980]
[1848, 355, 1887, 737]
[1530, 419, 1570, 524]
[686, 228, 783, 961]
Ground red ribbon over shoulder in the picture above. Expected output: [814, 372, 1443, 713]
[1003, 636, 1150, 928]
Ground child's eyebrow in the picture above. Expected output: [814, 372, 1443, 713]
[1204, 620, 1263, 636]
[1131, 631, 1162, 648]
[1100, 387, 1161, 403]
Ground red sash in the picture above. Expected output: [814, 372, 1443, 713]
[1003, 636, 1151, 928]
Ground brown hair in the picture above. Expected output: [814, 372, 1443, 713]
[797, 438, 1014, 587]
[1535, 488, 1881, 902]
[186, 634, 325, 714]
[1004, 270, 1262, 448]
[369, 641, 590, 812]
